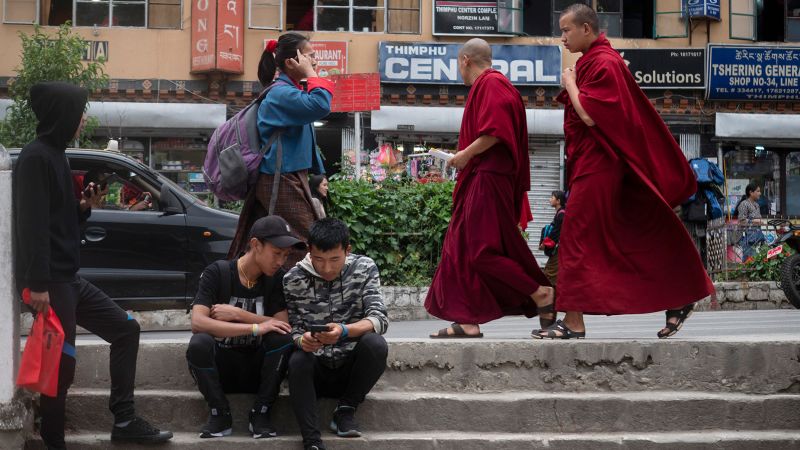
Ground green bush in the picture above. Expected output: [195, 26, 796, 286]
[328, 179, 454, 286]
[732, 244, 796, 281]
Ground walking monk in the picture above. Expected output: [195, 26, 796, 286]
[426, 39, 555, 338]
[534, 4, 714, 339]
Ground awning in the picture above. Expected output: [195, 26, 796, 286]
[716, 113, 800, 140]
[371, 106, 564, 136]
[1, 99, 227, 137]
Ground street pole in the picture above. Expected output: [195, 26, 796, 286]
[354, 112, 362, 180]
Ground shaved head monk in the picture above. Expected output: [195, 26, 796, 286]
[425, 38, 554, 339]
[533, 4, 714, 339]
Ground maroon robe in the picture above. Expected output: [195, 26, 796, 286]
[424, 69, 550, 324]
[557, 35, 714, 314]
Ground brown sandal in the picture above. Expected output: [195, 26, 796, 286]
[429, 323, 483, 339]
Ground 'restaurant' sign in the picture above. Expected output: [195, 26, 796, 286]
[191, 0, 244, 74]
[617, 48, 705, 89]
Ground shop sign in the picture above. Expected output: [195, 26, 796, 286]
[707, 45, 800, 101]
[191, 0, 244, 73]
[312, 41, 347, 77]
[191, 0, 217, 72]
[216, 0, 244, 73]
[330, 73, 381, 113]
[683, 0, 721, 21]
[81, 41, 109, 62]
[433, 0, 498, 36]
[379, 42, 561, 86]
[617, 48, 704, 89]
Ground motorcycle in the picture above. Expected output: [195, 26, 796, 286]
[767, 219, 800, 309]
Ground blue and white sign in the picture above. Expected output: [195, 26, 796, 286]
[707, 45, 800, 101]
[379, 42, 561, 86]
[683, 0, 721, 21]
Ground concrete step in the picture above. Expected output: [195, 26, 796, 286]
[25, 430, 800, 450]
[72, 339, 800, 394]
[64, 389, 800, 434]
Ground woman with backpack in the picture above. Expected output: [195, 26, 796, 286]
[228, 32, 333, 267]
[539, 191, 566, 288]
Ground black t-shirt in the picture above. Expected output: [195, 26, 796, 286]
[193, 259, 287, 348]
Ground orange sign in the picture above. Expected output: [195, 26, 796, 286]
[216, 0, 244, 73]
[311, 41, 348, 77]
[191, 0, 216, 72]
[330, 73, 381, 113]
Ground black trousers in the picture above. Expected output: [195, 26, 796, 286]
[186, 332, 294, 411]
[37, 277, 141, 449]
[288, 333, 388, 446]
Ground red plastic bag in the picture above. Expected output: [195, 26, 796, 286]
[17, 288, 65, 398]
[376, 144, 397, 166]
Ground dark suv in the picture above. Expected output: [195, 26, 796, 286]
[11, 148, 238, 310]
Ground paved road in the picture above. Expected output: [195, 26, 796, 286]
[74, 310, 800, 342]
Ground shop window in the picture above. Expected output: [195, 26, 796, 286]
[787, 152, 800, 215]
[315, 0, 418, 33]
[287, 0, 313, 30]
[548, 0, 651, 38]
[731, 0, 800, 42]
[498, 0, 523, 34]
[387, 0, 419, 34]
[249, 0, 281, 29]
[21, 0, 180, 27]
[724, 148, 781, 216]
[654, 0, 688, 38]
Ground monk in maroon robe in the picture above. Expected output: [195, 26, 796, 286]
[534, 5, 714, 339]
[426, 39, 554, 338]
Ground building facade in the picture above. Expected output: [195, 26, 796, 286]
[1, 0, 799, 253]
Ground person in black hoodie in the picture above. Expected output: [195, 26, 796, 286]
[12, 82, 173, 449]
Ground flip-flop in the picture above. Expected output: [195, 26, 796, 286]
[429, 323, 483, 339]
[657, 303, 695, 339]
[532, 320, 585, 340]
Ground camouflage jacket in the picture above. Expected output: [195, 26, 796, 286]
[283, 253, 389, 368]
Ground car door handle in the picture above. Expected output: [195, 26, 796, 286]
[84, 226, 107, 242]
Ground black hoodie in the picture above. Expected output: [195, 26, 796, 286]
[13, 82, 91, 292]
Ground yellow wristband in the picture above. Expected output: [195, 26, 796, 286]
[299, 336, 304, 349]
[252, 323, 258, 337]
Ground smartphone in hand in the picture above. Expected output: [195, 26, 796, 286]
[307, 324, 330, 333]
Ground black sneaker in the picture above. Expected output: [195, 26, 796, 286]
[248, 405, 277, 439]
[110, 416, 173, 444]
[199, 408, 232, 438]
[329, 405, 361, 437]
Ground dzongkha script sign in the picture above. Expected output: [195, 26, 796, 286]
[707, 45, 800, 101]
[379, 42, 561, 86]
[191, 0, 244, 73]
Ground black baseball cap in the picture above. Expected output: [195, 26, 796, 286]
[248, 216, 306, 249]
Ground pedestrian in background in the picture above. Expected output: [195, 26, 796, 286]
[309, 174, 329, 219]
[539, 190, 566, 288]
[425, 38, 554, 339]
[13, 81, 172, 448]
[229, 32, 333, 268]
[535, 4, 713, 340]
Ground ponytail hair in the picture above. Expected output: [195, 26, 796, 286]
[258, 32, 310, 86]
[734, 182, 759, 213]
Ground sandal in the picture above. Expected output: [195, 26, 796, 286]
[429, 323, 483, 339]
[657, 303, 695, 339]
[532, 320, 585, 340]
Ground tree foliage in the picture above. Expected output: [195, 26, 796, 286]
[0, 23, 108, 147]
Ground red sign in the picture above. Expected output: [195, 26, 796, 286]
[216, 0, 244, 73]
[330, 73, 381, 113]
[767, 245, 784, 260]
[311, 41, 347, 77]
[191, 0, 216, 72]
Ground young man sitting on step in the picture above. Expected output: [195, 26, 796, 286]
[186, 215, 305, 439]
[284, 218, 390, 450]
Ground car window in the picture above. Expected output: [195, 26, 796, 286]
[70, 158, 160, 212]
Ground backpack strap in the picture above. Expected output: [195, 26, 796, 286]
[216, 260, 233, 304]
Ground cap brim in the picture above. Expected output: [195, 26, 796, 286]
[266, 235, 306, 250]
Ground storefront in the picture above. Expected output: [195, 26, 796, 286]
[707, 44, 800, 217]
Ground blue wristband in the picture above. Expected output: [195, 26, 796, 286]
[339, 323, 349, 340]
